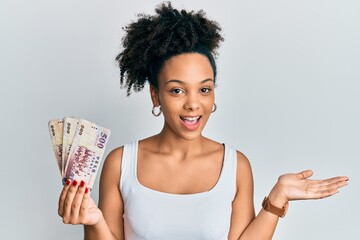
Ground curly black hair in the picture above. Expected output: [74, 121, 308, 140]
[115, 1, 224, 96]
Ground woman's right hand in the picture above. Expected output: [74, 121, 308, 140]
[58, 179, 103, 226]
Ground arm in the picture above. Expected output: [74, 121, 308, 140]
[228, 152, 349, 240]
[227, 150, 282, 240]
[58, 147, 125, 240]
[84, 147, 125, 239]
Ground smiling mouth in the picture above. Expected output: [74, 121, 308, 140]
[180, 116, 202, 125]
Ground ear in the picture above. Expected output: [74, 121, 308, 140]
[150, 85, 160, 106]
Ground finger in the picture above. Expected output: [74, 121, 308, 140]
[62, 180, 79, 224]
[297, 170, 313, 179]
[316, 185, 341, 199]
[58, 179, 72, 216]
[316, 176, 349, 187]
[318, 178, 348, 191]
[307, 179, 348, 199]
[70, 180, 87, 223]
[79, 187, 91, 222]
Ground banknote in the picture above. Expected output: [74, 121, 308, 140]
[64, 119, 111, 188]
[62, 117, 78, 177]
[48, 119, 64, 176]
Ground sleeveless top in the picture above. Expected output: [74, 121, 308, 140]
[120, 141, 238, 240]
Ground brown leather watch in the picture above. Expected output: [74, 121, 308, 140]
[262, 197, 288, 218]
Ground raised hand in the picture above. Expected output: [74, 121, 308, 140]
[58, 179, 103, 225]
[269, 170, 349, 204]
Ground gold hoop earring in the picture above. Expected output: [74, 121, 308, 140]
[211, 103, 217, 113]
[152, 105, 162, 117]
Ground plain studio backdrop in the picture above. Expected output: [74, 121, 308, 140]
[1, 0, 359, 239]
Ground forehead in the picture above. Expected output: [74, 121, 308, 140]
[158, 53, 214, 83]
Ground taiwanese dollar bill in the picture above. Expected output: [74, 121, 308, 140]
[63, 119, 111, 188]
[48, 119, 64, 176]
[62, 117, 78, 177]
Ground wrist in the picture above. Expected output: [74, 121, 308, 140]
[84, 213, 115, 239]
[262, 196, 289, 218]
[267, 182, 288, 208]
[84, 212, 105, 229]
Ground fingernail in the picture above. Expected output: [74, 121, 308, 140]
[80, 180, 85, 188]
[72, 180, 78, 187]
[85, 188, 89, 194]
[65, 179, 71, 186]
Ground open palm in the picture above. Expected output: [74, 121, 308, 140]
[276, 170, 348, 201]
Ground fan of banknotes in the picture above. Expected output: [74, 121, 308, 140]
[48, 117, 111, 189]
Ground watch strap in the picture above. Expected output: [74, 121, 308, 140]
[262, 196, 288, 218]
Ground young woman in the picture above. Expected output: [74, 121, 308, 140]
[58, 3, 349, 239]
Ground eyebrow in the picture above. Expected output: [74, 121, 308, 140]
[165, 78, 214, 85]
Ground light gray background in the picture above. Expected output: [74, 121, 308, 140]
[1, 0, 359, 239]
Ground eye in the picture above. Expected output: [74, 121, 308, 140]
[200, 87, 212, 94]
[170, 88, 185, 95]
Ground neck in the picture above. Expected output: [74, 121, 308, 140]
[154, 127, 206, 159]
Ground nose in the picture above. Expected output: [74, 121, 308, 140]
[184, 92, 200, 111]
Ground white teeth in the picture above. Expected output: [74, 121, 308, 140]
[179, 116, 201, 127]
[185, 117, 198, 121]
[181, 116, 200, 121]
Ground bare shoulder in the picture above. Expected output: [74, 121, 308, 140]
[100, 146, 124, 184]
[106, 146, 124, 163]
[104, 146, 124, 169]
[235, 151, 252, 171]
[235, 150, 253, 188]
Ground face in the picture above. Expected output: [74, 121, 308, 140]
[150, 53, 215, 140]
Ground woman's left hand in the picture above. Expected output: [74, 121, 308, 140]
[268, 170, 349, 204]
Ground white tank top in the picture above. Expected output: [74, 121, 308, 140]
[120, 141, 237, 240]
